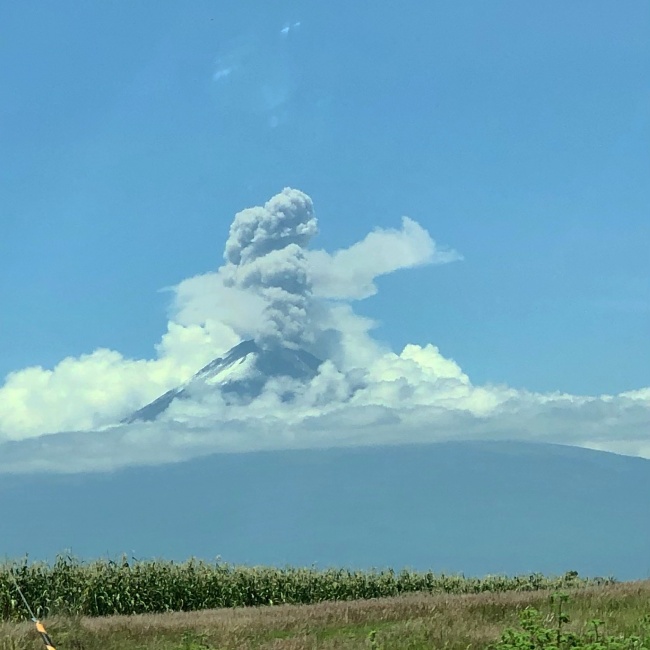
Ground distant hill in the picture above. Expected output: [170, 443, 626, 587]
[1, 441, 649, 580]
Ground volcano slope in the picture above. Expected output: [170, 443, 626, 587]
[123, 339, 324, 423]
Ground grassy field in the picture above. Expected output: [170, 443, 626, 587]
[1, 576, 649, 650]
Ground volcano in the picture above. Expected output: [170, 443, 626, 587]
[124, 340, 324, 423]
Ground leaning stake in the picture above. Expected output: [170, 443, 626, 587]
[9, 569, 57, 650]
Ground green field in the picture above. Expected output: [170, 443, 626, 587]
[1, 558, 648, 649]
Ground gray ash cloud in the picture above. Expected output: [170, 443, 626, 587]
[222, 188, 317, 349]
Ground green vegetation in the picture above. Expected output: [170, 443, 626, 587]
[0, 556, 611, 619]
[489, 591, 650, 650]
[1, 578, 649, 650]
[1, 557, 648, 649]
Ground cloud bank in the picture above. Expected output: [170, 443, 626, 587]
[0, 188, 649, 474]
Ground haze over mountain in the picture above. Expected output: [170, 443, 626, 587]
[2, 441, 649, 581]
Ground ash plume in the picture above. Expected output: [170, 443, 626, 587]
[7, 187, 648, 475]
[222, 188, 317, 349]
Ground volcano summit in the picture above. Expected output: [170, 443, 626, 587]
[124, 340, 324, 423]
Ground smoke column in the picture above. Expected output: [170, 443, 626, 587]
[222, 188, 317, 349]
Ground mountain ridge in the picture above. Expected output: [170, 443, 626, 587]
[124, 339, 324, 423]
[1, 440, 648, 580]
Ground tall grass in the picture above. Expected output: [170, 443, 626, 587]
[3, 580, 647, 650]
[0, 555, 613, 620]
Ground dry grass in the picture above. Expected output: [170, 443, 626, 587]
[2, 580, 649, 650]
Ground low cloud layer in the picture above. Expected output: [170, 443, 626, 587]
[1, 188, 649, 474]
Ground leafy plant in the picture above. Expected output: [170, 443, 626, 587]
[0, 556, 615, 621]
[489, 593, 650, 650]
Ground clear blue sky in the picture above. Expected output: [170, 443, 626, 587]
[2, 0, 649, 396]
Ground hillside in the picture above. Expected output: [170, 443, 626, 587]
[1, 441, 649, 580]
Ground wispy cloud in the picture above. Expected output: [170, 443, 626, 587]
[309, 217, 461, 300]
[0, 188, 648, 474]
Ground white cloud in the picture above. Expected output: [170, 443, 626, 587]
[309, 217, 461, 300]
[0, 321, 225, 442]
[0, 188, 649, 473]
[1, 342, 649, 475]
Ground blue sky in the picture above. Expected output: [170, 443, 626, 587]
[1, 2, 649, 471]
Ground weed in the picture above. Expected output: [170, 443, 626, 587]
[489, 593, 650, 650]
